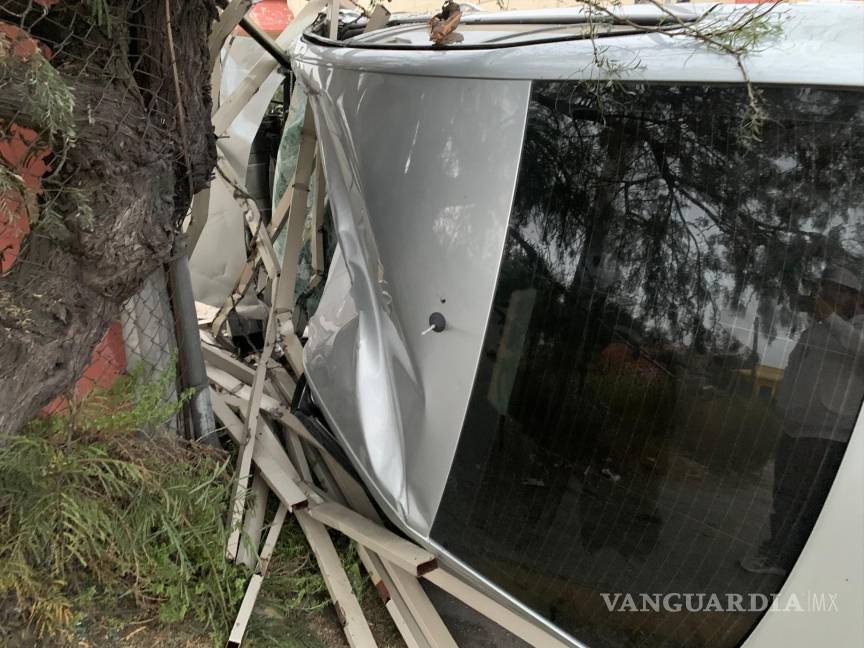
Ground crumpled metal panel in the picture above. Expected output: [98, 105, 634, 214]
[296, 62, 531, 535]
[189, 37, 283, 310]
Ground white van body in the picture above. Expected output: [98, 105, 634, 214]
[292, 5, 864, 647]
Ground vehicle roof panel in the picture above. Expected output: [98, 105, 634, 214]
[294, 3, 864, 86]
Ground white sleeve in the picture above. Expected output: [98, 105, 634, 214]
[825, 313, 864, 356]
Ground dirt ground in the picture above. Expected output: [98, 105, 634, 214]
[0, 586, 403, 648]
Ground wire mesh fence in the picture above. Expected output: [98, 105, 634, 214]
[31, 265, 188, 437]
[0, 0, 216, 435]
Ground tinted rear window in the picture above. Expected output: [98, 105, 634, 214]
[431, 82, 864, 647]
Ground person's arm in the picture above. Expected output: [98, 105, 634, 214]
[824, 312, 864, 356]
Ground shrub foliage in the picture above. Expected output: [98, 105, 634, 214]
[0, 376, 246, 642]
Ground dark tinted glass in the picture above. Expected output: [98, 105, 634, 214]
[431, 83, 864, 648]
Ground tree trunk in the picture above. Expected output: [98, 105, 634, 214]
[0, 0, 218, 435]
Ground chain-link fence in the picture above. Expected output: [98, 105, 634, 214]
[0, 0, 217, 436]
[121, 268, 182, 435]
[25, 260, 199, 438]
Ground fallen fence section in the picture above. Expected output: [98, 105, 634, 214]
[208, 355, 576, 648]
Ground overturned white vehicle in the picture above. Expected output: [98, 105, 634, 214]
[291, 5, 864, 647]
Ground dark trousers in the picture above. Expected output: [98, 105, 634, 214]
[766, 434, 847, 567]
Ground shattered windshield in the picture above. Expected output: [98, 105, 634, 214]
[431, 82, 864, 648]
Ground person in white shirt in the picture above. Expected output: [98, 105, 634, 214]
[741, 266, 864, 576]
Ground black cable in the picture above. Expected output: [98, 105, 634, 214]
[303, 22, 681, 51]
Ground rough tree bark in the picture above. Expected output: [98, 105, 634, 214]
[0, 0, 218, 435]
